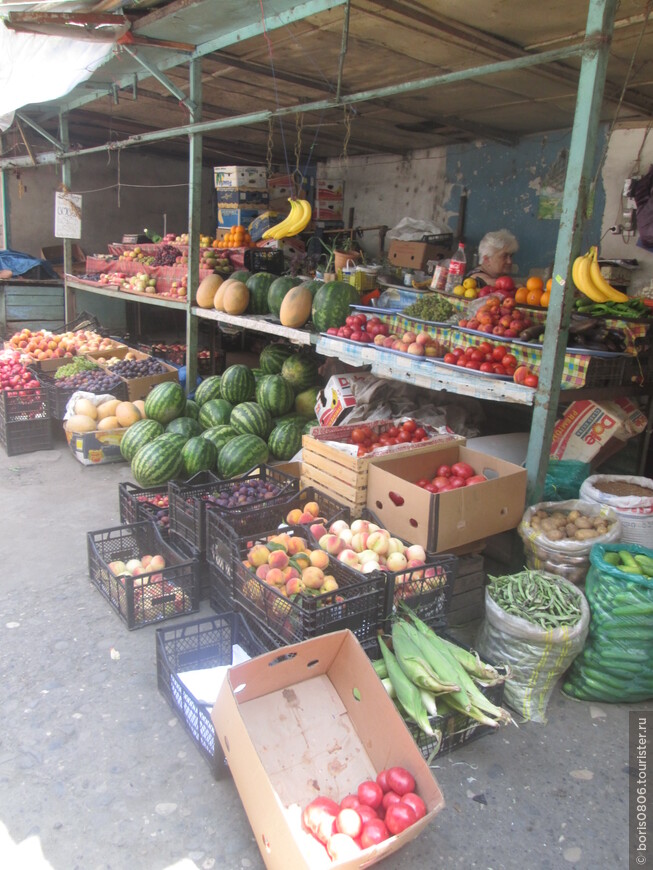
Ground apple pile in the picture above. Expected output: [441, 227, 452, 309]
[6, 328, 120, 361]
[415, 460, 487, 493]
[0, 350, 41, 392]
[107, 553, 166, 587]
[326, 314, 445, 357]
[458, 297, 533, 338]
[167, 274, 188, 299]
[121, 272, 158, 295]
[98, 272, 127, 286]
[442, 341, 519, 377]
[475, 275, 516, 299]
[302, 766, 425, 860]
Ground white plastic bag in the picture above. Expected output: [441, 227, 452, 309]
[476, 575, 590, 723]
[386, 217, 444, 241]
[580, 474, 653, 546]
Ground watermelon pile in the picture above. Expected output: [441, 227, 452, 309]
[124, 350, 321, 487]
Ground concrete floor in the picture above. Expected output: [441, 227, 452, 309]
[0, 438, 649, 870]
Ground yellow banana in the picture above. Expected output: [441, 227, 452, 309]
[573, 251, 607, 302]
[271, 199, 303, 240]
[283, 199, 312, 238]
[588, 246, 629, 302]
[262, 200, 298, 240]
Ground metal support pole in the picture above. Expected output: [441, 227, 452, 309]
[185, 57, 201, 395]
[0, 135, 8, 249]
[524, 0, 618, 504]
[59, 113, 75, 322]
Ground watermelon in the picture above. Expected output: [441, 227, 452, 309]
[194, 375, 222, 406]
[267, 275, 302, 318]
[119, 418, 164, 462]
[273, 412, 308, 428]
[230, 401, 272, 438]
[220, 364, 256, 405]
[166, 416, 201, 439]
[184, 398, 200, 420]
[144, 381, 186, 425]
[259, 343, 295, 374]
[199, 398, 233, 429]
[294, 386, 321, 418]
[200, 425, 238, 457]
[255, 374, 295, 416]
[230, 269, 250, 284]
[312, 280, 359, 333]
[298, 277, 324, 298]
[303, 419, 319, 435]
[131, 433, 185, 486]
[268, 422, 303, 461]
[280, 352, 320, 394]
[217, 434, 269, 479]
[181, 436, 217, 477]
[246, 272, 276, 315]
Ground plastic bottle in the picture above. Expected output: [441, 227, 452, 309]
[444, 242, 467, 294]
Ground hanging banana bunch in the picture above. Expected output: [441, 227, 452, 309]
[572, 246, 629, 303]
[261, 198, 312, 240]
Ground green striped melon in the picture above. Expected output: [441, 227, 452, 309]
[273, 412, 307, 428]
[194, 375, 222, 406]
[259, 343, 295, 374]
[267, 275, 302, 318]
[166, 416, 201, 439]
[184, 399, 200, 420]
[230, 401, 272, 439]
[230, 269, 250, 284]
[200, 425, 238, 457]
[199, 398, 233, 429]
[131, 433, 185, 486]
[120, 418, 164, 462]
[144, 381, 186, 425]
[281, 352, 320, 394]
[246, 272, 276, 315]
[181, 436, 217, 477]
[295, 386, 321, 418]
[303, 419, 319, 436]
[220, 364, 256, 405]
[255, 374, 295, 416]
[217, 434, 269, 479]
[311, 280, 359, 333]
[298, 277, 324, 299]
[268, 422, 303, 461]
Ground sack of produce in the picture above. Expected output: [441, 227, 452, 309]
[543, 459, 591, 501]
[476, 570, 590, 723]
[580, 474, 653, 546]
[518, 499, 622, 585]
[563, 543, 653, 703]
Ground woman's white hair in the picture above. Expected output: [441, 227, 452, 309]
[478, 229, 519, 262]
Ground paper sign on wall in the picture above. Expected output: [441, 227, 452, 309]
[55, 191, 82, 239]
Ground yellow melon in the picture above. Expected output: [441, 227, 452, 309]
[196, 273, 223, 308]
[279, 285, 313, 328]
[96, 398, 121, 420]
[64, 414, 97, 433]
[74, 398, 98, 419]
[222, 280, 250, 315]
[97, 415, 120, 430]
[133, 399, 146, 417]
[115, 401, 142, 428]
[214, 278, 232, 311]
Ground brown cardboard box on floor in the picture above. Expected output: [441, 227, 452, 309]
[212, 630, 444, 870]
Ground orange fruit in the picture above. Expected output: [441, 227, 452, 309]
[526, 276, 544, 293]
[540, 291, 551, 307]
[514, 286, 529, 304]
[526, 288, 543, 306]
[546, 278, 553, 292]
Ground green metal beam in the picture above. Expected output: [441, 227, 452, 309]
[121, 45, 197, 113]
[15, 112, 64, 151]
[59, 113, 74, 322]
[185, 57, 202, 395]
[0, 38, 595, 171]
[524, 0, 618, 504]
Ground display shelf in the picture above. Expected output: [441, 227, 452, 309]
[192, 306, 317, 346]
[66, 277, 188, 310]
[315, 335, 535, 405]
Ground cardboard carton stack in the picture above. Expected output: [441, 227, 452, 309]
[314, 177, 344, 222]
[214, 165, 269, 230]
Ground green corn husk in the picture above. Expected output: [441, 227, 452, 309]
[379, 637, 435, 737]
[391, 622, 460, 694]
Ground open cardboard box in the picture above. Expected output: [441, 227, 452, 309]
[84, 346, 179, 400]
[65, 426, 126, 466]
[212, 630, 444, 870]
[367, 445, 527, 552]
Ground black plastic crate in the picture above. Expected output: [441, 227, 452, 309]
[156, 612, 279, 779]
[168, 531, 211, 601]
[86, 521, 199, 630]
[230, 526, 385, 646]
[0, 388, 53, 456]
[582, 353, 626, 388]
[54, 310, 106, 335]
[243, 248, 285, 275]
[118, 481, 169, 531]
[170, 465, 298, 555]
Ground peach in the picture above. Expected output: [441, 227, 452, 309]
[382, 335, 395, 349]
[374, 333, 386, 346]
[283, 566, 300, 581]
[248, 544, 271, 567]
[287, 537, 307, 556]
[366, 523, 381, 534]
[387, 537, 405, 555]
[319, 534, 343, 556]
[337, 528, 354, 548]
[255, 564, 271, 581]
[140, 555, 153, 569]
[310, 523, 328, 541]
[268, 549, 289, 570]
[360, 560, 380, 574]
[309, 549, 330, 570]
[266, 567, 286, 586]
[286, 508, 304, 525]
[329, 519, 350, 536]
[296, 511, 313, 524]
[386, 551, 408, 572]
[108, 560, 126, 576]
[350, 519, 370, 534]
[393, 341, 409, 352]
[268, 533, 291, 552]
[302, 566, 325, 589]
[319, 576, 339, 593]
[149, 554, 166, 571]
[416, 332, 430, 346]
[358, 549, 380, 565]
[405, 544, 426, 562]
[338, 549, 360, 568]
[366, 531, 389, 556]
[424, 346, 439, 357]
[407, 342, 425, 356]
[294, 552, 311, 571]
[304, 501, 320, 518]
[350, 532, 368, 553]
[406, 559, 424, 579]
[285, 576, 305, 595]
[402, 332, 417, 344]
[125, 558, 143, 575]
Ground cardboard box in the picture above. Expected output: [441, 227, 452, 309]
[387, 240, 453, 270]
[248, 210, 281, 242]
[65, 427, 125, 465]
[267, 174, 311, 210]
[316, 178, 344, 200]
[367, 445, 528, 552]
[314, 374, 378, 427]
[550, 398, 648, 466]
[40, 243, 86, 278]
[314, 201, 344, 221]
[214, 165, 267, 189]
[84, 346, 179, 401]
[217, 188, 269, 207]
[212, 630, 444, 870]
[217, 207, 268, 229]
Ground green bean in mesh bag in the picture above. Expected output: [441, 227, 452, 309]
[563, 542, 653, 703]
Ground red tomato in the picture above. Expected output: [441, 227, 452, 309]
[478, 341, 493, 355]
[448, 476, 466, 488]
[401, 793, 426, 821]
[465, 360, 480, 369]
[340, 326, 353, 339]
[382, 791, 402, 811]
[402, 419, 417, 433]
[431, 476, 450, 490]
[452, 347, 465, 358]
[456, 356, 468, 367]
[470, 349, 484, 362]
[479, 362, 494, 373]
[396, 430, 411, 443]
[465, 474, 488, 485]
[386, 426, 399, 438]
[502, 354, 518, 369]
[356, 803, 378, 825]
[425, 483, 439, 493]
[436, 464, 451, 477]
[384, 802, 417, 835]
[491, 346, 506, 362]
[385, 437, 398, 446]
[451, 461, 475, 480]
[357, 780, 383, 810]
[494, 275, 515, 292]
[351, 428, 367, 444]
[492, 364, 506, 375]
[386, 767, 416, 796]
[340, 794, 361, 811]
[336, 808, 363, 838]
[412, 427, 427, 440]
[350, 331, 363, 342]
[376, 770, 390, 792]
[525, 373, 539, 388]
[415, 478, 430, 488]
[360, 818, 390, 848]
[357, 446, 369, 457]
[443, 353, 457, 365]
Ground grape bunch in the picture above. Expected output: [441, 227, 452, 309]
[108, 358, 168, 377]
[54, 357, 99, 379]
[203, 479, 285, 509]
[152, 244, 182, 267]
[54, 371, 124, 391]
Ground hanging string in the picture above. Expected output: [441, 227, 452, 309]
[293, 113, 304, 193]
[258, 0, 293, 193]
[266, 118, 274, 177]
[117, 148, 121, 208]
[339, 104, 352, 169]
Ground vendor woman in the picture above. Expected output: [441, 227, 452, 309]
[465, 229, 518, 286]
